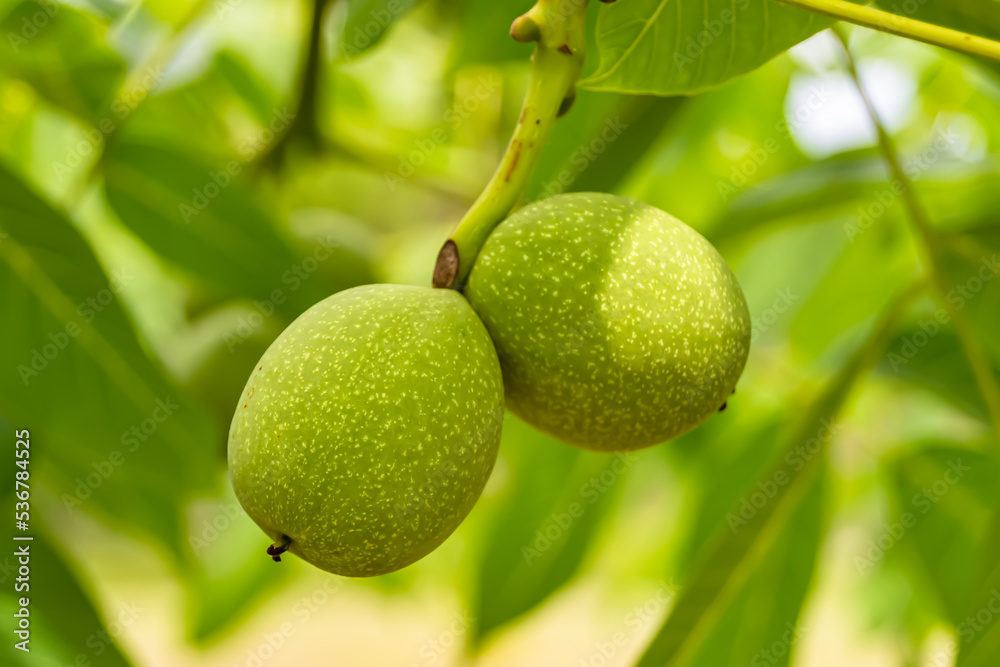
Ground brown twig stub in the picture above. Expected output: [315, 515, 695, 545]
[433, 240, 460, 289]
[267, 535, 293, 562]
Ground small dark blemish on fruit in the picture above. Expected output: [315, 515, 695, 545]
[504, 140, 523, 182]
[718, 402, 727, 412]
[535, 119, 540, 125]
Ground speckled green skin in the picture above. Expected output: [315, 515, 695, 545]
[229, 285, 503, 577]
[465, 193, 750, 452]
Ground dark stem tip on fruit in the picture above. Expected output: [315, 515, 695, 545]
[718, 402, 727, 412]
[267, 535, 293, 562]
[433, 240, 459, 289]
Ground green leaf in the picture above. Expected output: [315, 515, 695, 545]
[0, 3, 126, 123]
[184, 491, 293, 643]
[0, 529, 132, 666]
[715, 155, 1000, 243]
[525, 92, 685, 200]
[633, 289, 911, 667]
[685, 465, 824, 667]
[0, 164, 217, 558]
[102, 140, 333, 317]
[581, 0, 846, 96]
[449, 0, 528, 67]
[790, 217, 916, 361]
[472, 416, 620, 643]
[884, 445, 1000, 623]
[336, 0, 422, 60]
[958, 505, 1000, 666]
[880, 328, 998, 425]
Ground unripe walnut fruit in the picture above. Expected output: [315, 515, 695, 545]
[465, 193, 750, 451]
[229, 284, 503, 577]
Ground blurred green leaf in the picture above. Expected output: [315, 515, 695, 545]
[686, 465, 825, 667]
[526, 92, 684, 201]
[0, 2, 126, 124]
[214, 51, 282, 126]
[448, 0, 527, 67]
[633, 288, 913, 667]
[885, 444, 1000, 623]
[878, 328, 997, 424]
[790, 218, 916, 361]
[103, 140, 333, 317]
[958, 504, 1000, 666]
[0, 529, 132, 666]
[184, 491, 293, 643]
[715, 156, 1000, 243]
[336, 0, 422, 60]
[472, 417, 619, 643]
[0, 163, 217, 558]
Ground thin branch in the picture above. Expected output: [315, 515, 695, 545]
[833, 27, 1000, 441]
[776, 0, 1000, 62]
[432, 0, 591, 289]
[259, 0, 334, 171]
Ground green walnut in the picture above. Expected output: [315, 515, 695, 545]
[465, 192, 750, 452]
[229, 284, 503, 577]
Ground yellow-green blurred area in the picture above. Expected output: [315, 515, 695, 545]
[1, 0, 1000, 666]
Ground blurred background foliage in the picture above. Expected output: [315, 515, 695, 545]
[0, 0, 999, 665]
